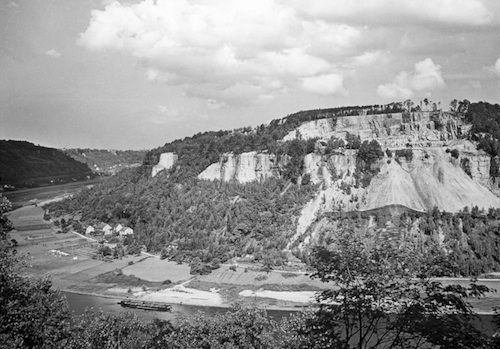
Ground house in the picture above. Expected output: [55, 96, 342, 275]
[114, 223, 123, 233]
[119, 227, 134, 237]
[96, 222, 112, 235]
[85, 225, 95, 235]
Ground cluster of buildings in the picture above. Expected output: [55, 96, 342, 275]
[85, 222, 133, 238]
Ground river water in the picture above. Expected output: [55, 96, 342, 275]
[62, 291, 295, 323]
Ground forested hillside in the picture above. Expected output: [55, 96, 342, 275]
[46, 101, 500, 276]
[64, 148, 147, 175]
[0, 140, 94, 187]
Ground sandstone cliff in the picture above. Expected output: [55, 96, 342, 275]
[283, 110, 467, 149]
[197, 109, 499, 221]
[152, 152, 178, 177]
[198, 151, 288, 183]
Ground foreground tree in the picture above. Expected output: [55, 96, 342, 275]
[0, 196, 72, 349]
[289, 229, 492, 349]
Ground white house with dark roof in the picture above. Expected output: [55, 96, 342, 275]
[85, 225, 95, 235]
[119, 227, 134, 237]
[96, 222, 112, 235]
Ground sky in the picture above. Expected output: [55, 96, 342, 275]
[1, 0, 500, 150]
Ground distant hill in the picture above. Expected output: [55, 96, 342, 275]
[64, 149, 147, 175]
[0, 140, 94, 188]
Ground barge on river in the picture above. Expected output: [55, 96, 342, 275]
[118, 299, 172, 312]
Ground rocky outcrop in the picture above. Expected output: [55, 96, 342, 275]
[283, 111, 468, 149]
[198, 152, 287, 183]
[152, 152, 178, 177]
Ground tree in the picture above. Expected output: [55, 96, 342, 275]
[0, 196, 72, 348]
[65, 309, 148, 349]
[154, 304, 276, 349]
[303, 229, 491, 349]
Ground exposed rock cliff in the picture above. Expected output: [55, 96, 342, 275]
[152, 152, 178, 177]
[284, 111, 468, 149]
[361, 148, 500, 212]
[198, 151, 287, 183]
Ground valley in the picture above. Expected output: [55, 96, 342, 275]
[7, 197, 500, 314]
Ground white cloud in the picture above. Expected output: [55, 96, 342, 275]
[495, 56, 500, 77]
[291, 0, 494, 27]
[377, 58, 445, 99]
[45, 49, 61, 58]
[78, 0, 357, 104]
[351, 50, 387, 67]
[301, 74, 347, 96]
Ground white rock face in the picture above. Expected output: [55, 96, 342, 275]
[152, 152, 178, 177]
[283, 111, 467, 149]
[282, 119, 335, 141]
[198, 151, 285, 183]
[289, 146, 500, 249]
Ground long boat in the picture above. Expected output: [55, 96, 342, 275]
[118, 299, 172, 312]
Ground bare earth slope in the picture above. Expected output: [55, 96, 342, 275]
[363, 148, 500, 212]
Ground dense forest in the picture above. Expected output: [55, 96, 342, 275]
[299, 205, 500, 277]
[47, 171, 317, 268]
[0, 140, 94, 187]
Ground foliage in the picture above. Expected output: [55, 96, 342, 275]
[306, 229, 491, 349]
[467, 101, 500, 156]
[395, 149, 413, 163]
[65, 310, 149, 349]
[355, 140, 384, 187]
[0, 197, 72, 349]
[46, 175, 316, 265]
[451, 148, 460, 158]
[154, 304, 276, 349]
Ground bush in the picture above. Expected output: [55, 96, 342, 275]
[451, 148, 460, 158]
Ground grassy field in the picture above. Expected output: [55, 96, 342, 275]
[122, 258, 192, 283]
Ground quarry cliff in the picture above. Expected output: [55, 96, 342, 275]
[194, 107, 499, 214]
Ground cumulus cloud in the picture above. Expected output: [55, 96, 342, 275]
[301, 74, 347, 96]
[377, 58, 445, 99]
[78, 0, 356, 103]
[45, 49, 61, 58]
[290, 0, 493, 27]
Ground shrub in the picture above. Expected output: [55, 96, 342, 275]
[451, 148, 460, 158]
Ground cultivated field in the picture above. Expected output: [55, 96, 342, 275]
[123, 258, 191, 283]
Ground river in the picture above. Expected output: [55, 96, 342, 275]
[62, 291, 295, 323]
[3, 178, 104, 208]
